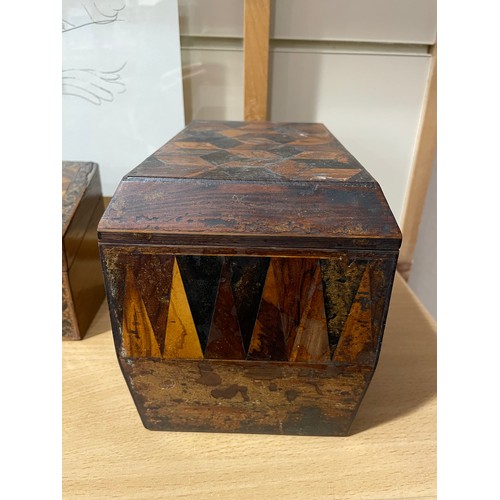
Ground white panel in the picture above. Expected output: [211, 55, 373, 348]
[269, 51, 431, 221]
[273, 0, 436, 44]
[181, 49, 244, 121]
[178, 0, 243, 37]
[178, 0, 436, 44]
[62, 0, 185, 196]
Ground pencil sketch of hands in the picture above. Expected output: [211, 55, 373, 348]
[62, 63, 127, 105]
[62, 0, 128, 105]
[63, 0, 125, 32]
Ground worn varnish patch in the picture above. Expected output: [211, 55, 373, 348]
[122, 358, 371, 436]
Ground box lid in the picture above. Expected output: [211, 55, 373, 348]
[98, 121, 401, 252]
[62, 161, 97, 236]
[63, 161, 100, 271]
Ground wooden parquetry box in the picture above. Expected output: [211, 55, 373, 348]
[63, 161, 105, 340]
[98, 121, 401, 436]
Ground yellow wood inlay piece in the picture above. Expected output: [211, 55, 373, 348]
[333, 265, 372, 364]
[122, 265, 162, 358]
[164, 259, 203, 359]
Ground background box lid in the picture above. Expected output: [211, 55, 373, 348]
[98, 121, 401, 251]
[63, 161, 103, 272]
[62, 161, 98, 236]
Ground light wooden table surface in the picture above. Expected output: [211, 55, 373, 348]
[63, 272, 436, 499]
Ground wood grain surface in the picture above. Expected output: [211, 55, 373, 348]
[63, 272, 436, 499]
[99, 180, 400, 249]
[243, 0, 270, 121]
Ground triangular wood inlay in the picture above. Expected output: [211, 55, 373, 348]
[134, 254, 174, 356]
[288, 262, 330, 362]
[164, 259, 203, 359]
[320, 258, 367, 357]
[247, 260, 287, 361]
[247, 257, 328, 362]
[227, 256, 269, 352]
[276, 258, 318, 352]
[122, 264, 162, 358]
[176, 255, 223, 351]
[333, 265, 372, 364]
[204, 259, 246, 359]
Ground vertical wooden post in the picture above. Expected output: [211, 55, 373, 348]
[243, 0, 271, 121]
[398, 44, 437, 281]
